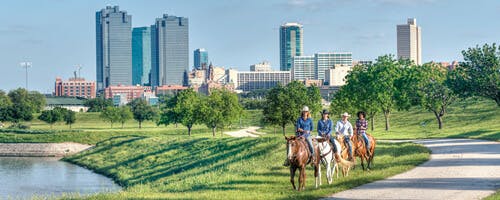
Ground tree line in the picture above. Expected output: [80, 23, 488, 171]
[0, 88, 45, 124]
[330, 44, 499, 130]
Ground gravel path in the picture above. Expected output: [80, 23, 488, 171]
[224, 126, 264, 138]
[324, 139, 500, 200]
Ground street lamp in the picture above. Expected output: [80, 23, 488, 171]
[20, 61, 32, 90]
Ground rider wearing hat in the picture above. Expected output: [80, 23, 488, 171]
[335, 112, 354, 160]
[296, 106, 315, 162]
[317, 109, 337, 153]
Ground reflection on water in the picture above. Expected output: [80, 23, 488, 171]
[0, 157, 121, 198]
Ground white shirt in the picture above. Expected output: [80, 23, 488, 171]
[335, 120, 353, 137]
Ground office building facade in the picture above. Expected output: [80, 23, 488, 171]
[54, 77, 96, 99]
[234, 71, 291, 92]
[291, 55, 315, 80]
[250, 61, 272, 72]
[194, 48, 208, 70]
[151, 14, 189, 87]
[96, 6, 132, 91]
[397, 18, 422, 65]
[315, 52, 352, 81]
[132, 27, 152, 86]
[280, 23, 303, 71]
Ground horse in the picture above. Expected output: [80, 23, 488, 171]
[336, 135, 355, 176]
[284, 136, 320, 191]
[315, 136, 354, 184]
[352, 128, 376, 171]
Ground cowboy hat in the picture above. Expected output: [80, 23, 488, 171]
[302, 106, 309, 112]
[341, 112, 350, 117]
[321, 109, 330, 115]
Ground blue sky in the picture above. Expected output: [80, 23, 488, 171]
[1, 0, 499, 93]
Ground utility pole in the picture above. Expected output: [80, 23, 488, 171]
[20, 61, 32, 90]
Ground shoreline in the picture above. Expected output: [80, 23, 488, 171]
[0, 142, 93, 157]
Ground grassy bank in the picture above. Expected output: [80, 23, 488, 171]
[63, 134, 429, 199]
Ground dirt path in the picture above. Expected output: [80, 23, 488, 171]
[224, 126, 264, 138]
[324, 139, 500, 200]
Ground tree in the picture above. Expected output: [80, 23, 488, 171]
[448, 43, 500, 106]
[0, 90, 12, 123]
[38, 110, 61, 128]
[64, 110, 76, 129]
[8, 88, 35, 122]
[28, 91, 46, 113]
[118, 106, 133, 128]
[201, 89, 226, 136]
[158, 95, 181, 128]
[159, 89, 203, 136]
[129, 99, 157, 129]
[262, 84, 286, 135]
[100, 106, 120, 128]
[219, 89, 243, 136]
[416, 63, 458, 129]
[85, 97, 113, 112]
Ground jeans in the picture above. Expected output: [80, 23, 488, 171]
[361, 132, 370, 150]
[305, 135, 315, 157]
[328, 136, 338, 153]
[344, 136, 352, 158]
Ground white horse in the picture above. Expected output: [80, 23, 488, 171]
[315, 136, 349, 186]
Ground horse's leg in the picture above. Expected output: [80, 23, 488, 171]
[290, 167, 296, 190]
[326, 159, 332, 184]
[316, 162, 320, 188]
[302, 166, 307, 191]
[297, 166, 303, 191]
[361, 154, 366, 171]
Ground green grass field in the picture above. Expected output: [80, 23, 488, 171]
[62, 135, 428, 199]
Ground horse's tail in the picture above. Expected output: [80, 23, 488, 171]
[334, 153, 354, 168]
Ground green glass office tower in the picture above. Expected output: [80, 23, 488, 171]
[194, 48, 208, 70]
[132, 27, 151, 85]
[280, 23, 303, 71]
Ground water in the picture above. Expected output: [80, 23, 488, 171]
[0, 157, 121, 199]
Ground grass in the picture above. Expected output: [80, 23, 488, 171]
[484, 190, 500, 200]
[62, 134, 429, 199]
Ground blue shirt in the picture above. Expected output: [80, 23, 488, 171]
[317, 119, 333, 136]
[296, 117, 313, 137]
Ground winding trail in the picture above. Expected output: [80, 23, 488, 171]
[224, 126, 264, 138]
[324, 139, 500, 200]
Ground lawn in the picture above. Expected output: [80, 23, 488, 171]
[62, 135, 429, 199]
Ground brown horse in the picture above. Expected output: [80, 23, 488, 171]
[285, 136, 320, 191]
[352, 128, 376, 171]
[336, 135, 354, 176]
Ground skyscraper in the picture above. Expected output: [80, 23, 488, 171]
[315, 52, 352, 81]
[280, 23, 303, 71]
[96, 6, 132, 91]
[132, 27, 151, 86]
[397, 18, 422, 65]
[194, 48, 208, 70]
[291, 55, 315, 80]
[151, 14, 189, 87]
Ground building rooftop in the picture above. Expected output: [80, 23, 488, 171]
[46, 97, 86, 106]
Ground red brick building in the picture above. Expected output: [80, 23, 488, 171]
[54, 77, 96, 99]
[104, 85, 152, 102]
[155, 85, 188, 96]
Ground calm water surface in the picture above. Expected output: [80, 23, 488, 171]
[0, 157, 121, 199]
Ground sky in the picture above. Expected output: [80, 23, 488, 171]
[0, 0, 499, 93]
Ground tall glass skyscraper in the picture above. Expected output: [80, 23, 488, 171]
[132, 27, 151, 86]
[194, 48, 208, 70]
[280, 23, 303, 71]
[96, 6, 132, 91]
[151, 14, 189, 87]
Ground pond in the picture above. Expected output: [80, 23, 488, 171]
[0, 157, 121, 198]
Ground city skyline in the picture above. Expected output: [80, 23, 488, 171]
[1, 0, 499, 92]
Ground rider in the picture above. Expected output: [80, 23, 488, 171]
[356, 111, 371, 157]
[283, 106, 315, 166]
[317, 109, 337, 153]
[335, 112, 354, 161]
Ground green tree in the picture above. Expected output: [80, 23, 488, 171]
[158, 95, 181, 128]
[201, 90, 224, 136]
[448, 43, 500, 106]
[38, 110, 61, 128]
[64, 110, 76, 129]
[28, 91, 46, 113]
[129, 99, 157, 129]
[262, 84, 286, 135]
[100, 106, 120, 128]
[417, 63, 458, 129]
[0, 90, 12, 123]
[219, 89, 243, 136]
[159, 89, 203, 136]
[118, 106, 133, 128]
[85, 97, 113, 112]
[8, 88, 35, 122]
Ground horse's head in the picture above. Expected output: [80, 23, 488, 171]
[285, 136, 304, 160]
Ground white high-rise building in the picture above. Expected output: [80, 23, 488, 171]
[291, 56, 315, 80]
[397, 18, 422, 65]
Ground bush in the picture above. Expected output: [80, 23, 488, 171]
[8, 123, 31, 129]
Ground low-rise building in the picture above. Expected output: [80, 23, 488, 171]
[54, 77, 96, 99]
[250, 61, 272, 72]
[234, 71, 291, 92]
[324, 64, 352, 86]
[45, 96, 88, 112]
[155, 85, 188, 96]
[104, 85, 152, 102]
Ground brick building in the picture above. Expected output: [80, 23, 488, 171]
[54, 77, 96, 99]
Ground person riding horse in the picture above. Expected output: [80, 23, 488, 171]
[317, 109, 337, 153]
[356, 111, 371, 157]
[335, 112, 354, 161]
[284, 106, 316, 166]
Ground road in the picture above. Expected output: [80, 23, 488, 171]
[324, 139, 500, 200]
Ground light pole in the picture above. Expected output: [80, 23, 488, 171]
[20, 61, 32, 90]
